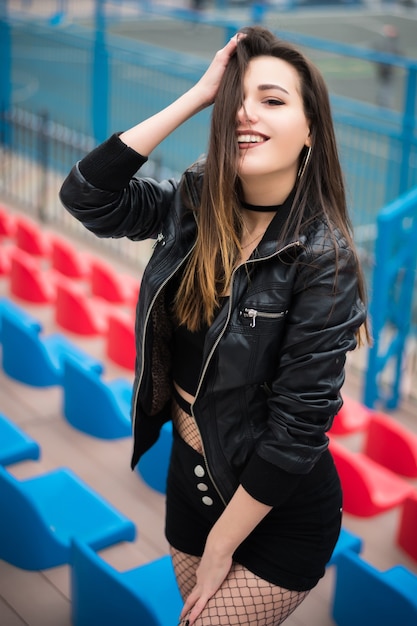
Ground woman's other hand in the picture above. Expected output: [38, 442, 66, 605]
[179, 546, 233, 625]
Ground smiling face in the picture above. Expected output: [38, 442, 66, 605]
[236, 55, 311, 202]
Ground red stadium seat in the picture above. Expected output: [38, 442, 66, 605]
[0, 246, 12, 276]
[329, 437, 414, 517]
[90, 258, 140, 304]
[330, 395, 372, 435]
[50, 234, 92, 279]
[9, 247, 61, 304]
[55, 280, 114, 336]
[15, 215, 51, 257]
[106, 310, 136, 371]
[0, 205, 17, 239]
[363, 411, 417, 478]
[397, 492, 417, 563]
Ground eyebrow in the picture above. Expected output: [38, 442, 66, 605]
[258, 83, 289, 95]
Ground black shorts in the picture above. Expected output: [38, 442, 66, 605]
[165, 428, 342, 592]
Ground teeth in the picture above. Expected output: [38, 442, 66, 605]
[238, 134, 265, 144]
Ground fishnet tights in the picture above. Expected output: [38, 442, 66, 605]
[172, 395, 203, 454]
[171, 547, 309, 626]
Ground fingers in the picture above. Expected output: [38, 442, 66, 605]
[180, 587, 199, 620]
[225, 31, 245, 52]
[186, 597, 209, 625]
[218, 31, 245, 59]
[210, 31, 243, 69]
[229, 31, 246, 43]
[179, 588, 207, 626]
[178, 552, 234, 625]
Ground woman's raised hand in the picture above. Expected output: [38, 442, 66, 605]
[194, 34, 242, 107]
[119, 34, 243, 158]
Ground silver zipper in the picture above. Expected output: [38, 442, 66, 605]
[242, 308, 287, 328]
[152, 232, 165, 249]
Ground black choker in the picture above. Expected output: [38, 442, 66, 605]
[240, 201, 282, 213]
[240, 188, 296, 213]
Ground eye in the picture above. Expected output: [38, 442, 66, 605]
[263, 98, 284, 106]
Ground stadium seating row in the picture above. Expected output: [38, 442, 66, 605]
[0, 206, 137, 370]
[4, 291, 417, 493]
[0, 413, 182, 624]
[1, 204, 416, 624]
[3, 291, 417, 511]
[1, 410, 416, 625]
[0, 296, 132, 438]
[0, 208, 140, 303]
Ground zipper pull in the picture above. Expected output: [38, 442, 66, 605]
[243, 308, 258, 328]
[261, 382, 272, 397]
[152, 232, 165, 249]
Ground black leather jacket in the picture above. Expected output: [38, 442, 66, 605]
[59, 134, 366, 508]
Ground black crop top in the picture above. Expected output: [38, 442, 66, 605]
[172, 321, 208, 396]
[166, 273, 227, 396]
[172, 301, 229, 397]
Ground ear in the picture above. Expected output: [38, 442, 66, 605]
[305, 128, 312, 148]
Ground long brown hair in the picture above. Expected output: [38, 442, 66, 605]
[175, 26, 369, 342]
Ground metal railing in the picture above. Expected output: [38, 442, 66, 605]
[0, 108, 154, 271]
[2, 12, 417, 240]
[365, 186, 417, 409]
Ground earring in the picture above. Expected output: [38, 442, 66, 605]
[297, 145, 312, 179]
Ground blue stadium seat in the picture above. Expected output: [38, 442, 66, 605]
[0, 296, 39, 342]
[327, 526, 363, 566]
[0, 413, 41, 465]
[71, 539, 183, 626]
[0, 465, 136, 570]
[332, 550, 417, 626]
[136, 421, 173, 494]
[0, 298, 103, 387]
[62, 356, 132, 439]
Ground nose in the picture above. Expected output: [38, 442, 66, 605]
[236, 101, 257, 126]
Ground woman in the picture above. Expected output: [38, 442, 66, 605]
[60, 26, 367, 626]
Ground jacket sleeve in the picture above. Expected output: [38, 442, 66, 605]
[240, 233, 366, 506]
[59, 133, 179, 241]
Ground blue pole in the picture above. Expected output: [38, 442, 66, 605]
[364, 213, 389, 408]
[399, 63, 417, 195]
[364, 188, 417, 409]
[0, 0, 12, 146]
[92, 0, 109, 143]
